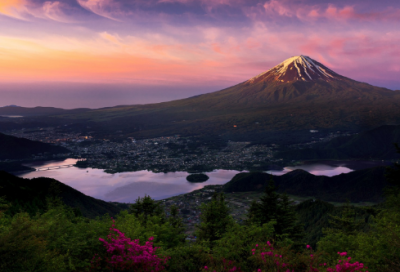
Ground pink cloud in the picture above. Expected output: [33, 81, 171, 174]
[77, 0, 122, 21]
[263, 0, 291, 17]
[262, 1, 400, 22]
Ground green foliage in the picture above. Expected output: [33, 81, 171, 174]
[163, 244, 209, 272]
[247, 178, 303, 244]
[196, 193, 234, 247]
[0, 213, 69, 272]
[129, 195, 165, 223]
[116, 211, 185, 250]
[325, 202, 365, 236]
[212, 222, 276, 271]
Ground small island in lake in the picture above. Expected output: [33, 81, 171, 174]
[186, 173, 209, 183]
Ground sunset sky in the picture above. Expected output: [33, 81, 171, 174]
[1, 0, 400, 108]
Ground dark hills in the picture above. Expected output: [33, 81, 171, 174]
[50, 56, 400, 141]
[277, 125, 400, 160]
[0, 106, 90, 117]
[0, 171, 127, 218]
[0, 133, 69, 160]
[223, 166, 388, 202]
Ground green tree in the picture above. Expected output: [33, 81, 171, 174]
[248, 178, 279, 226]
[247, 178, 303, 243]
[325, 202, 364, 236]
[196, 192, 233, 247]
[129, 195, 164, 223]
[0, 196, 9, 216]
[317, 203, 364, 262]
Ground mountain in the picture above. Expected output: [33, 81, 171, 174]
[0, 171, 128, 218]
[1, 105, 20, 108]
[52, 56, 400, 142]
[222, 166, 388, 202]
[0, 106, 91, 117]
[247, 55, 344, 84]
[277, 125, 400, 160]
[0, 133, 70, 160]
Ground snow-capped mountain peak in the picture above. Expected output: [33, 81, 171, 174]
[248, 55, 342, 84]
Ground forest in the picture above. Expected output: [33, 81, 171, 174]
[1, 155, 400, 272]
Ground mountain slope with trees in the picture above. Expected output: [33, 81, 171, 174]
[0, 171, 127, 218]
[223, 166, 388, 202]
[277, 125, 400, 160]
[0, 133, 69, 160]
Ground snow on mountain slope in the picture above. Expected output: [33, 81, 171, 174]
[247, 55, 344, 84]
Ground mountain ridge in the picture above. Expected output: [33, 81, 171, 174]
[8, 55, 400, 142]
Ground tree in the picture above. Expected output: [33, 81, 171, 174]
[196, 192, 233, 247]
[325, 202, 364, 236]
[247, 178, 303, 242]
[129, 195, 164, 223]
[0, 196, 9, 216]
[248, 178, 280, 226]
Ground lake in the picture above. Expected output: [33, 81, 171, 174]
[19, 158, 391, 203]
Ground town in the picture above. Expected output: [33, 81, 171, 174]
[3, 126, 354, 172]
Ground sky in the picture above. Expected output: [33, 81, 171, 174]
[1, 0, 400, 108]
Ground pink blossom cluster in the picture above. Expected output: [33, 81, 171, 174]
[252, 241, 289, 271]
[92, 220, 168, 272]
[253, 243, 368, 272]
[326, 252, 368, 272]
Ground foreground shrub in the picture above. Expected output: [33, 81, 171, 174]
[91, 220, 169, 272]
[0, 213, 68, 272]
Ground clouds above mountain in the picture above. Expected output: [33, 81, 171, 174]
[0, 0, 399, 107]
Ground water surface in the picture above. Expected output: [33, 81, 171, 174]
[21, 159, 241, 202]
[20, 159, 391, 203]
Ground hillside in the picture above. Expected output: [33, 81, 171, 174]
[0, 171, 127, 218]
[277, 125, 400, 160]
[52, 56, 400, 142]
[0, 133, 69, 160]
[223, 166, 388, 202]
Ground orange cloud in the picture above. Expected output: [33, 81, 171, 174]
[0, 35, 231, 84]
[0, 0, 28, 19]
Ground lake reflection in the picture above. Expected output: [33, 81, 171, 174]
[19, 159, 390, 203]
[20, 159, 242, 202]
[267, 160, 391, 176]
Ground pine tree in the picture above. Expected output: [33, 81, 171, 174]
[0, 196, 9, 217]
[129, 195, 165, 223]
[324, 201, 364, 236]
[196, 192, 233, 247]
[248, 177, 279, 225]
[247, 178, 303, 242]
